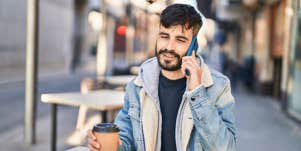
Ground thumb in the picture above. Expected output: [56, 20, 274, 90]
[192, 51, 196, 57]
[197, 32, 207, 50]
[119, 139, 122, 146]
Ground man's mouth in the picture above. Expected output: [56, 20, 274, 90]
[162, 53, 175, 59]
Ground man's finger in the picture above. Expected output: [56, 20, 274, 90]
[181, 65, 190, 78]
[192, 51, 196, 57]
[182, 62, 195, 70]
[88, 130, 96, 140]
[191, 51, 199, 65]
[88, 138, 100, 148]
[182, 56, 198, 66]
[181, 66, 186, 74]
[182, 62, 195, 75]
[88, 144, 99, 151]
[88, 138, 99, 148]
[182, 58, 199, 69]
[119, 139, 122, 146]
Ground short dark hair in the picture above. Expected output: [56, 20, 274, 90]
[160, 4, 202, 35]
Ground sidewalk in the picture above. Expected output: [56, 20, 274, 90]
[0, 72, 93, 151]
[235, 88, 301, 151]
[0, 107, 79, 151]
[0, 76, 301, 151]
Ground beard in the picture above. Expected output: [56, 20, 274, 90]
[155, 47, 183, 71]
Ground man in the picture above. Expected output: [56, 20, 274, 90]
[89, 4, 236, 151]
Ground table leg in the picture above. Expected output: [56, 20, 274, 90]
[51, 104, 57, 151]
[101, 111, 108, 123]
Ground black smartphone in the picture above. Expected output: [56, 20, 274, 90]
[185, 36, 199, 76]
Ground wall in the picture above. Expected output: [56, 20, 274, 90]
[0, 0, 74, 81]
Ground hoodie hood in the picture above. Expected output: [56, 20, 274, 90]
[134, 57, 161, 103]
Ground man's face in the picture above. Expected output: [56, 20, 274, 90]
[156, 24, 194, 71]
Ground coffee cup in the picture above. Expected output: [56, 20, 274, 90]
[92, 123, 120, 151]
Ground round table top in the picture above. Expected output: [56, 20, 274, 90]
[41, 90, 125, 111]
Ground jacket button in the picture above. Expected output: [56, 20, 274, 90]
[191, 97, 196, 101]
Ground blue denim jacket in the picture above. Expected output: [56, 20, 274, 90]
[114, 57, 236, 151]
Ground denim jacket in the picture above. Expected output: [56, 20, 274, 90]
[115, 56, 236, 151]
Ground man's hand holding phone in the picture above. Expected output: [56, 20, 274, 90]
[181, 51, 202, 91]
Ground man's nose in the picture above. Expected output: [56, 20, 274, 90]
[165, 39, 176, 51]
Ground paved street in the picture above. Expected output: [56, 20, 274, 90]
[0, 73, 91, 151]
[234, 89, 301, 151]
[0, 74, 301, 151]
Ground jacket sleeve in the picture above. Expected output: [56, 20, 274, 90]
[187, 79, 236, 151]
[114, 89, 136, 151]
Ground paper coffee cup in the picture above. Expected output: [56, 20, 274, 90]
[92, 123, 120, 151]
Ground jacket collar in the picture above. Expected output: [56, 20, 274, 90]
[133, 56, 214, 90]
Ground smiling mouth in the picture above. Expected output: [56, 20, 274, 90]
[162, 53, 175, 59]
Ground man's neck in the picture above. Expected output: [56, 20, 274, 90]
[161, 69, 185, 80]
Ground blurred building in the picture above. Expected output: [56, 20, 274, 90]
[283, 0, 301, 121]
[212, 0, 301, 121]
[0, 0, 76, 81]
[0, 0, 164, 81]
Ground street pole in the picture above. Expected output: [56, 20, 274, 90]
[25, 0, 39, 145]
[251, 11, 256, 56]
[96, 0, 107, 81]
[126, 2, 134, 66]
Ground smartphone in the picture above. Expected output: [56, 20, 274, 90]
[185, 36, 199, 76]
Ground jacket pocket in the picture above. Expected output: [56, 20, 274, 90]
[128, 105, 141, 122]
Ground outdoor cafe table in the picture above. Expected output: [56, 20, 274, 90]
[66, 146, 89, 151]
[105, 75, 135, 85]
[41, 90, 125, 151]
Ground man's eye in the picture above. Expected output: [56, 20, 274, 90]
[177, 39, 185, 43]
[161, 36, 168, 39]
